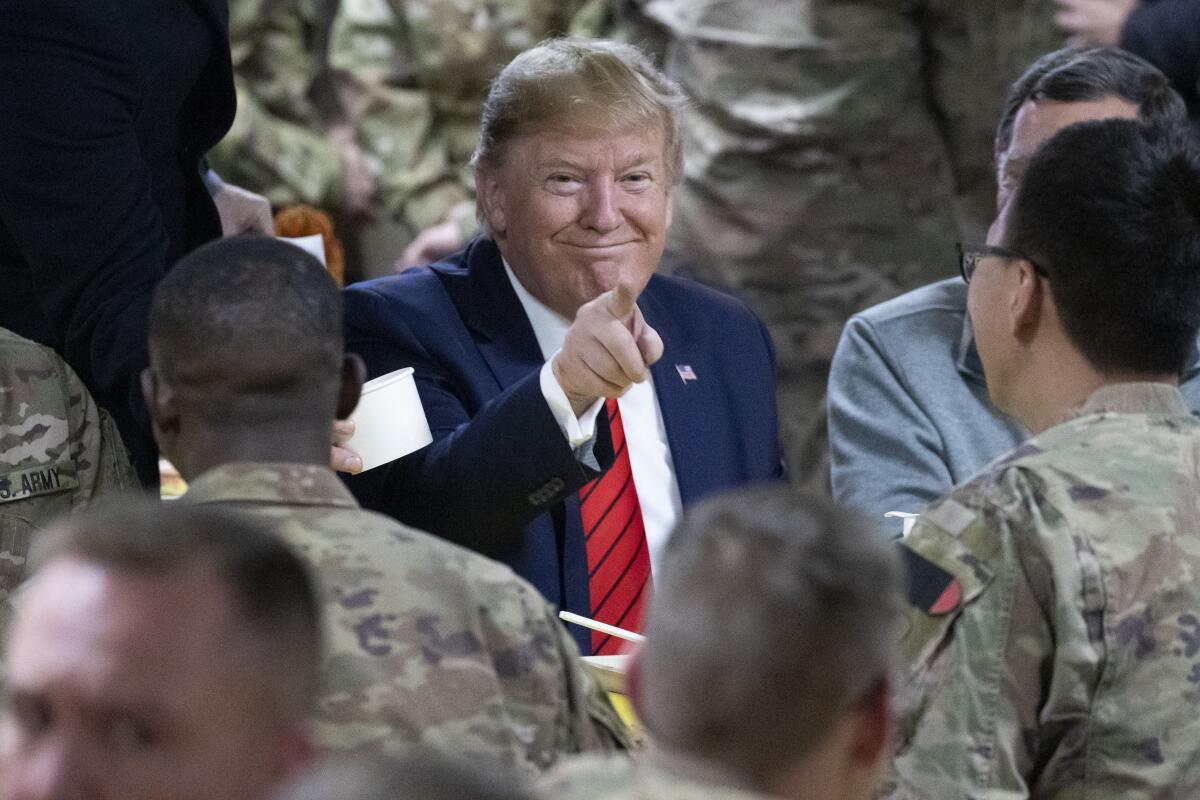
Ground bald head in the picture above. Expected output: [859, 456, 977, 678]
[637, 486, 902, 792]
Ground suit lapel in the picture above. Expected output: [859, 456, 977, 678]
[461, 239, 546, 391]
[640, 278, 714, 507]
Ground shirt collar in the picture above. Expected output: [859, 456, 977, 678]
[1076, 382, 1191, 418]
[502, 258, 572, 361]
[182, 462, 360, 509]
[642, 745, 781, 799]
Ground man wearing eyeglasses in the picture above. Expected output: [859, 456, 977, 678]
[827, 46, 1200, 528]
[886, 116, 1200, 798]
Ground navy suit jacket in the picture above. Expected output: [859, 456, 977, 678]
[343, 238, 783, 653]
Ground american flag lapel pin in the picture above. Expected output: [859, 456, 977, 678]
[675, 364, 698, 383]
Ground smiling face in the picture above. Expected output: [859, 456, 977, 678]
[477, 126, 674, 319]
[0, 559, 294, 800]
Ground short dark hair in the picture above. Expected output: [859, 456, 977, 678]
[995, 46, 1186, 158]
[1005, 119, 1200, 374]
[148, 236, 343, 426]
[637, 485, 902, 786]
[31, 500, 323, 711]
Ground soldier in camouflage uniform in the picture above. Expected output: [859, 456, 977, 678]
[540, 486, 902, 800]
[891, 120, 1200, 796]
[604, 0, 1060, 487]
[146, 237, 628, 773]
[828, 47, 1192, 526]
[0, 327, 136, 618]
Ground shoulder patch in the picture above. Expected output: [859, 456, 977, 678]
[901, 545, 963, 615]
[921, 497, 977, 537]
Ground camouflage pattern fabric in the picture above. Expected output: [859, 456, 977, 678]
[610, 0, 1059, 488]
[181, 462, 631, 773]
[889, 383, 1200, 798]
[538, 752, 780, 800]
[327, 0, 600, 245]
[0, 327, 137, 619]
[209, 0, 343, 209]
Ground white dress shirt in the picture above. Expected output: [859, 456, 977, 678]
[504, 261, 682, 577]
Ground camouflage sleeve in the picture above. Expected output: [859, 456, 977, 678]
[887, 488, 1050, 798]
[544, 603, 634, 755]
[212, 0, 342, 206]
[919, 1, 1062, 233]
[208, 82, 343, 208]
[328, 0, 406, 83]
[66, 363, 137, 499]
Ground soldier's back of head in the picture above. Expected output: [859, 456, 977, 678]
[545, 485, 902, 800]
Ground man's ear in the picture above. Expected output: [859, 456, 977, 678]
[1009, 258, 1045, 340]
[336, 354, 366, 421]
[475, 165, 508, 236]
[849, 676, 892, 766]
[140, 366, 179, 449]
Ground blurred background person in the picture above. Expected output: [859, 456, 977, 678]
[0, 502, 319, 800]
[540, 485, 902, 800]
[209, 0, 370, 230]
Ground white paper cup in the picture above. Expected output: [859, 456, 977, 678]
[345, 368, 433, 471]
[277, 234, 326, 266]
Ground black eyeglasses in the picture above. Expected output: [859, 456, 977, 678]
[956, 242, 1047, 284]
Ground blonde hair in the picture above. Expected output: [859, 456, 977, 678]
[471, 37, 688, 185]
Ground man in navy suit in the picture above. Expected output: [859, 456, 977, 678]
[343, 37, 783, 654]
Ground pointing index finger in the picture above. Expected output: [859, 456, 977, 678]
[606, 282, 639, 323]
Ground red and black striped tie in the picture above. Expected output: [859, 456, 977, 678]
[579, 398, 652, 655]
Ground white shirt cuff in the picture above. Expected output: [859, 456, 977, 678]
[540, 356, 604, 450]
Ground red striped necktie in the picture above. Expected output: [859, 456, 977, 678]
[579, 398, 652, 655]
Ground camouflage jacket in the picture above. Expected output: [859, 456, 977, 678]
[890, 383, 1200, 798]
[538, 750, 781, 800]
[209, 0, 343, 207]
[181, 462, 630, 773]
[0, 328, 136, 610]
[327, 0, 599, 232]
